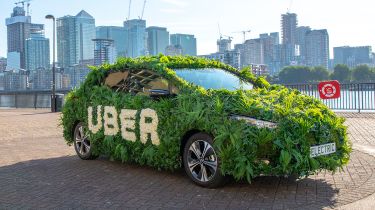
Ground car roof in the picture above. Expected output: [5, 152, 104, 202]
[83, 55, 269, 90]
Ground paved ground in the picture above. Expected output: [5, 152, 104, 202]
[0, 109, 375, 209]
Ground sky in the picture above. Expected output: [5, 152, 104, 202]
[0, 0, 374, 58]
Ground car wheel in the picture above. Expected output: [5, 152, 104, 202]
[183, 133, 225, 188]
[73, 122, 97, 160]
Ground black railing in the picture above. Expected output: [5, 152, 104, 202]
[1, 84, 374, 112]
[0, 89, 70, 109]
[284, 83, 375, 111]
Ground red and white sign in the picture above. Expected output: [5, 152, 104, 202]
[318, 80, 341, 99]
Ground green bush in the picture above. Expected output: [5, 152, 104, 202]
[61, 55, 351, 182]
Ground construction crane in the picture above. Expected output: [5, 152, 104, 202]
[232, 30, 251, 43]
[217, 23, 222, 40]
[140, 0, 147, 20]
[127, 0, 132, 20]
[14, 0, 32, 16]
[221, 35, 233, 41]
[217, 24, 233, 41]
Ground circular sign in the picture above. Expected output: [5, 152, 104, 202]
[321, 83, 336, 98]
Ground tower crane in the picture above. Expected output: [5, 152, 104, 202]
[217, 24, 233, 41]
[127, 0, 132, 20]
[232, 30, 251, 43]
[221, 35, 233, 41]
[140, 0, 147, 20]
[14, 0, 32, 16]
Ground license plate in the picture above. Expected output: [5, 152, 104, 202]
[310, 143, 336, 158]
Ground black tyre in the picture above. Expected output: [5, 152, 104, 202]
[73, 122, 97, 160]
[183, 133, 225, 188]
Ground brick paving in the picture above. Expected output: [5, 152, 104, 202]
[0, 109, 375, 209]
[339, 113, 375, 147]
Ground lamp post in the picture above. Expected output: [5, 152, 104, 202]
[69, 64, 79, 88]
[45, 14, 56, 112]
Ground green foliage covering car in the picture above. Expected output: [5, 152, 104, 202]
[61, 55, 351, 188]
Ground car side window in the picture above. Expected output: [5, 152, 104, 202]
[104, 70, 178, 95]
[139, 75, 179, 96]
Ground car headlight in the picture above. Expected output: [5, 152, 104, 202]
[229, 115, 277, 129]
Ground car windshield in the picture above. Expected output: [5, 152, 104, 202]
[174, 68, 253, 90]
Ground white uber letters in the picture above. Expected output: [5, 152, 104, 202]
[119, 109, 137, 142]
[88, 106, 160, 145]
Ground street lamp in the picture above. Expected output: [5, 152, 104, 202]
[45, 14, 56, 112]
[69, 64, 79, 88]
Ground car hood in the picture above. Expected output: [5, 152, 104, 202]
[216, 85, 334, 122]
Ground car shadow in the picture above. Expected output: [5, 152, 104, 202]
[0, 156, 338, 209]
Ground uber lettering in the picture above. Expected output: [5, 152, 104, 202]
[88, 106, 160, 145]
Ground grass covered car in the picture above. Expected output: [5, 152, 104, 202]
[62, 55, 351, 188]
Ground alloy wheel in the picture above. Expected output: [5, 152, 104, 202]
[74, 124, 91, 156]
[187, 140, 218, 182]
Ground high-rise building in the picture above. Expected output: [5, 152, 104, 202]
[224, 50, 241, 69]
[269, 32, 280, 45]
[259, 33, 280, 75]
[295, 26, 311, 65]
[200, 37, 239, 69]
[57, 10, 96, 71]
[123, 19, 147, 57]
[242, 38, 263, 67]
[0, 73, 4, 90]
[31, 68, 51, 89]
[234, 44, 245, 68]
[3, 70, 28, 90]
[146, 26, 169, 55]
[6, 6, 31, 70]
[6, 52, 21, 72]
[281, 13, 298, 67]
[281, 13, 297, 45]
[96, 26, 127, 57]
[217, 38, 232, 53]
[0, 57, 7, 72]
[200, 50, 240, 69]
[25, 28, 50, 73]
[93, 38, 117, 66]
[305, 29, 330, 69]
[165, 45, 183, 56]
[200, 53, 225, 63]
[170, 34, 197, 56]
[333, 46, 372, 68]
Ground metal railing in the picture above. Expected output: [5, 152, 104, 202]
[1, 84, 374, 112]
[0, 89, 70, 109]
[284, 83, 375, 111]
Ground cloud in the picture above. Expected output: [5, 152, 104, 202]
[161, 0, 188, 7]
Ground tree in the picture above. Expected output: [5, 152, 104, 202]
[352, 65, 374, 82]
[330, 64, 351, 83]
[311, 66, 329, 82]
[278, 66, 311, 84]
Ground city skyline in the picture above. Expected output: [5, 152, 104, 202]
[0, 0, 375, 58]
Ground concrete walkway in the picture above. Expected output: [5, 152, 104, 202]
[0, 109, 375, 209]
[337, 113, 375, 210]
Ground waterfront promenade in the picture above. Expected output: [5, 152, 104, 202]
[0, 109, 375, 209]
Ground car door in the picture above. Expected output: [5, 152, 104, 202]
[103, 69, 180, 168]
